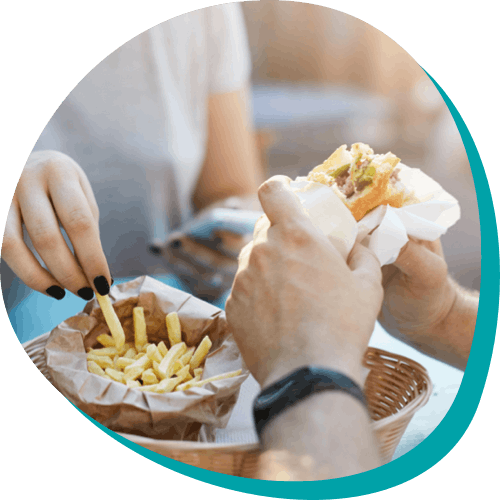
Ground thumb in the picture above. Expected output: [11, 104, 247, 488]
[393, 239, 445, 287]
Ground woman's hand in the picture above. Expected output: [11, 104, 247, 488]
[2, 151, 111, 300]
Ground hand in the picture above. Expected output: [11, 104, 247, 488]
[380, 238, 457, 343]
[226, 176, 383, 388]
[2, 151, 111, 300]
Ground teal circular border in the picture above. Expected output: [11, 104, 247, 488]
[70, 72, 498, 499]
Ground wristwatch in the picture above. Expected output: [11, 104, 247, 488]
[253, 366, 367, 439]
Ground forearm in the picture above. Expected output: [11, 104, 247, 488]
[258, 392, 382, 480]
[193, 88, 264, 211]
[407, 279, 478, 371]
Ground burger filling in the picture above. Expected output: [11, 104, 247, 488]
[329, 155, 375, 198]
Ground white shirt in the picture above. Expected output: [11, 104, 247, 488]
[33, 4, 251, 277]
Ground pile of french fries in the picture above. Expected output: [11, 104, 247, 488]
[86, 294, 241, 393]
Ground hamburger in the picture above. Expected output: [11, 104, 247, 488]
[307, 143, 419, 221]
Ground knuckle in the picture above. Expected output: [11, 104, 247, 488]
[248, 243, 270, 269]
[31, 228, 59, 252]
[280, 221, 310, 247]
[66, 209, 94, 235]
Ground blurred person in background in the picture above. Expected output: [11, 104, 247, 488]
[2, 4, 264, 316]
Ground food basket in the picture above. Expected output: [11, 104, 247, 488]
[24, 333, 431, 476]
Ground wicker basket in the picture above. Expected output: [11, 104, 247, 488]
[24, 333, 431, 476]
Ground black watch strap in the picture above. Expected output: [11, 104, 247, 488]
[253, 366, 367, 439]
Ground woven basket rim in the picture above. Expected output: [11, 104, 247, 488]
[364, 347, 433, 429]
[22, 332, 432, 448]
[120, 432, 260, 452]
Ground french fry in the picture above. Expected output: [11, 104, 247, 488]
[158, 342, 187, 378]
[133, 352, 146, 360]
[190, 336, 212, 370]
[115, 357, 135, 370]
[179, 346, 195, 366]
[124, 347, 137, 359]
[123, 366, 144, 381]
[126, 380, 141, 389]
[183, 370, 242, 389]
[175, 374, 201, 392]
[117, 343, 133, 357]
[102, 374, 113, 380]
[166, 312, 182, 346]
[87, 360, 105, 376]
[97, 334, 116, 348]
[105, 368, 125, 383]
[113, 354, 119, 366]
[146, 344, 163, 364]
[138, 383, 159, 392]
[155, 372, 186, 394]
[157, 341, 168, 357]
[125, 353, 152, 374]
[174, 365, 191, 383]
[140, 343, 152, 353]
[172, 360, 184, 373]
[194, 368, 203, 377]
[96, 292, 126, 349]
[153, 361, 168, 381]
[133, 307, 148, 351]
[88, 347, 118, 357]
[142, 368, 159, 385]
[87, 353, 114, 369]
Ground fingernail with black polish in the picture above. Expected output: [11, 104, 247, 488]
[77, 287, 94, 301]
[93, 276, 110, 295]
[111, 276, 114, 286]
[46, 286, 66, 300]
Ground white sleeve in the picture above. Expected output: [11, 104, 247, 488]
[207, 3, 252, 94]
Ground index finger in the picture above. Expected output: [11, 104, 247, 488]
[48, 179, 111, 295]
[257, 176, 308, 227]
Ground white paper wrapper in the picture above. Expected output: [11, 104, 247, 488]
[291, 164, 461, 265]
[290, 179, 358, 260]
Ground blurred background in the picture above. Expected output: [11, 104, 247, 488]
[1, 1, 480, 317]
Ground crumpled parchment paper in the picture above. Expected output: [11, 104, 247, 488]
[45, 276, 248, 441]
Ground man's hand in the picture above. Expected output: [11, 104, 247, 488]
[381, 238, 455, 336]
[226, 176, 384, 479]
[2, 151, 111, 300]
[226, 176, 383, 389]
[380, 238, 476, 370]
